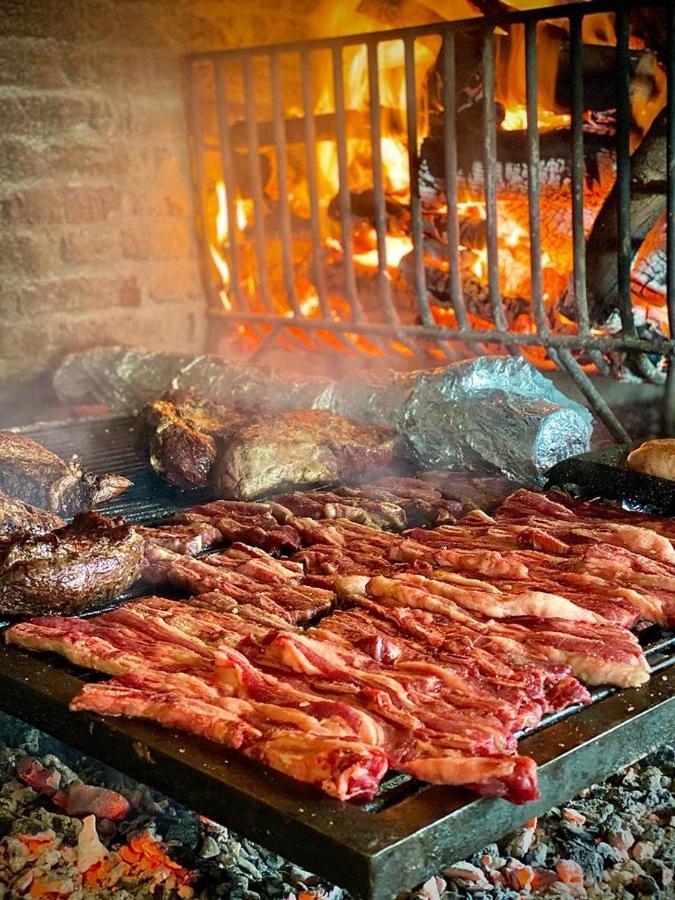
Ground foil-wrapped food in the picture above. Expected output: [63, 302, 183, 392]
[54, 348, 592, 484]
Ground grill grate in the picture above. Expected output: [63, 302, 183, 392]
[184, 0, 675, 442]
[0, 415, 673, 899]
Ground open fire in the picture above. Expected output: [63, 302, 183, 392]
[196, 3, 668, 376]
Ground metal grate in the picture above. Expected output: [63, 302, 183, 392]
[184, 0, 674, 444]
[0, 416, 673, 899]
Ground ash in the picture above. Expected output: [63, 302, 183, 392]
[0, 716, 673, 900]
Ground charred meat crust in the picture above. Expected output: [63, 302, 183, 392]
[0, 512, 144, 617]
[215, 409, 400, 500]
[138, 389, 251, 488]
[0, 489, 64, 539]
[0, 431, 131, 516]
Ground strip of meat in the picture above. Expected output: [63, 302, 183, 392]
[243, 631, 517, 755]
[5, 613, 209, 674]
[238, 631, 538, 803]
[347, 597, 590, 715]
[365, 575, 650, 687]
[142, 545, 334, 623]
[170, 510, 302, 554]
[205, 543, 304, 582]
[311, 609, 551, 731]
[493, 490, 675, 564]
[138, 523, 222, 556]
[72, 673, 389, 801]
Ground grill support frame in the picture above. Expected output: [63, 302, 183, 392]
[0, 415, 673, 900]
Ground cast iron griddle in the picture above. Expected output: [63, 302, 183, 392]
[0, 417, 673, 900]
[546, 444, 675, 513]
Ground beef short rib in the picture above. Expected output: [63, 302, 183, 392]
[0, 512, 143, 617]
[215, 409, 401, 500]
[0, 490, 64, 539]
[0, 431, 131, 516]
[139, 389, 251, 487]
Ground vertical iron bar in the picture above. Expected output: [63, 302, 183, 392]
[550, 348, 630, 443]
[367, 40, 400, 325]
[442, 30, 470, 331]
[665, 4, 675, 435]
[270, 52, 302, 317]
[615, 8, 636, 337]
[525, 20, 547, 335]
[405, 36, 433, 327]
[332, 45, 363, 322]
[242, 55, 273, 313]
[569, 13, 589, 335]
[481, 30, 508, 331]
[215, 61, 246, 313]
[300, 49, 331, 318]
[188, 61, 224, 313]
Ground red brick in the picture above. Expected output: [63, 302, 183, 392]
[59, 227, 121, 264]
[0, 233, 59, 277]
[119, 276, 142, 307]
[1, 184, 121, 226]
[63, 185, 122, 224]
[121, 218, 193, 260]
[1, 185, 64, 225]
[147, 259, 202, 303]
[19, 275, 140, 316]
[0, 92, 113, 136]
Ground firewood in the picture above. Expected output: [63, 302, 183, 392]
[585, 108, 667, 324]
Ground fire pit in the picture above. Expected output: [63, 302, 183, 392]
[0, 2, 674, 899]
[183, 0, 673, 441]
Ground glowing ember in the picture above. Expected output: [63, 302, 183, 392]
[205, 2, 668, 369]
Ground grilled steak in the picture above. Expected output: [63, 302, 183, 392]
[215, 409, 400, 500]
[0, 431, 131, 516]
[0, 490, 64, 539]
[0, 512, 143, 617]
[139, 389, 251, 487]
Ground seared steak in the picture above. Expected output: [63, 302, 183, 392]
[0, 431, 131, 516]
[0, 490, 64, 539]
[139, 389, 251, 487]
[215, 409, 400, 500]
[0, 512, 143, 617]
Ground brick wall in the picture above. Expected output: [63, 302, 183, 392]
[0, 0, 325, 418]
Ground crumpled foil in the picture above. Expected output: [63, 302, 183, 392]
[53, 348, 592, 484]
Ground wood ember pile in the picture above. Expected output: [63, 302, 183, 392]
[0, 721, 672, 898]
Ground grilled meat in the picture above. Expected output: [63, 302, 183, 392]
[0, 490, 64, 539]
[215, 409, 400, 500]
[0, 431, 131, 516]
[0, 512, 143, 617]
[139, 389, 251, 487]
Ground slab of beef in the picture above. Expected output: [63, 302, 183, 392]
[0, 512, 143, 616]
[0, 430, 130, 516]
[214, 409, 400, 500]
[139, 389, 251, 487]
[417, 471, 519, 513]
[0, 489, 64, 539]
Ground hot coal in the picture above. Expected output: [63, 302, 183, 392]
[0, 715, 672, 898]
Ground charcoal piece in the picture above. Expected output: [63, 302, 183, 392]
[0, 430, 131, 517]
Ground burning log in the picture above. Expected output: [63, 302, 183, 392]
[585, 108, 667, 325]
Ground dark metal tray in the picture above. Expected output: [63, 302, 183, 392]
[0, 417, 673, 899]
[546, 444, 675, 513]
